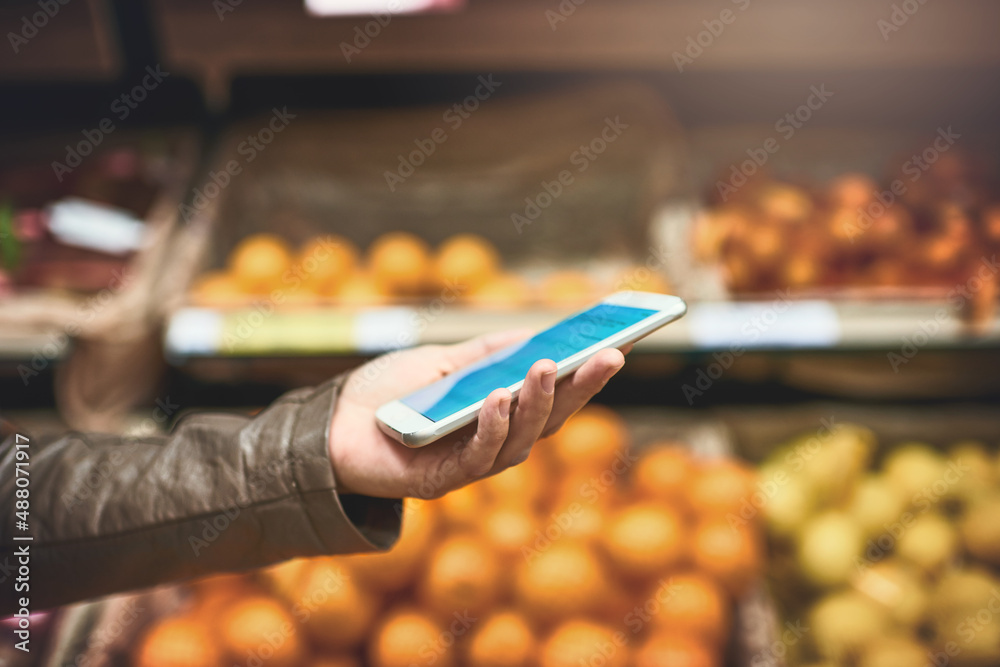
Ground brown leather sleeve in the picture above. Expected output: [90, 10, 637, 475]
[0, 377, 401, 614]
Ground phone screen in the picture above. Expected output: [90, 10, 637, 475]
[400, 303, 657, 421]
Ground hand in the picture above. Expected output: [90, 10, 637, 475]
[329, 330, 628, 499]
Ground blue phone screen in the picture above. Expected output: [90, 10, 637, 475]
[401, 303, 656, 422]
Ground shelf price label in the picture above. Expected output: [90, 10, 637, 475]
[688, 300, 841, 350]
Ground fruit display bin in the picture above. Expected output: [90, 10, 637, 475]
[160, 79, 687, 360]
[651, 124, 1000, 331]
[720, 402, 1000, 667]
[30, 406, 783, 667]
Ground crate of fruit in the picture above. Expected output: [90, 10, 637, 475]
[45, 405, 781, 667]
[725, 403, 1000, 667]
[163, 81, 687, 358]
[655, 129, 1000, 332]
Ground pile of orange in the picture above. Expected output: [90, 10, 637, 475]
[134, 405, 761, 667]
[190, 232, 671, 309]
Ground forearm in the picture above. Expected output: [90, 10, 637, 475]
[0, 377, 400, 614]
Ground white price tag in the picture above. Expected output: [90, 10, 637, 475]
[354, 307, 419, 353]
[688, 300, 841, 349]
[165, 308, 224, 355]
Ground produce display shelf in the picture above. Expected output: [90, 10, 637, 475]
[164, 299, 1000, 359]
[0, 329, 69, 362]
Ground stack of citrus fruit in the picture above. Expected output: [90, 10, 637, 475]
[134, 405, 761, 666]
[189, 232, 670, 308]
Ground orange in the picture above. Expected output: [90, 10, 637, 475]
[276, 277, 322, 307]
[335, 271, 389, 306]
[539, 619, 629, 667]
[432, 483, 484, 530]
[312, 657, 362, 667]
[189, 270, 246, 307]
[468, 272, 533, 309]
[480, 505, 537, 560]
[466, 610, 537, 667]
[602, 502, 687, 579]
[691, 518, 763, 598]
[229, 233, 294, 293]
[299, 235, 359, 294]
[296, 559, 379, 651]
[433, 233, 501, 292]
[610, 266, 671, 294]
[369, 608, 452, 667]
[134, 615, 221, 667]
[515, 541, 610, 623]
[688, 459, 757, 519]
[549, 405, 630, 472]
[219, 595, 302, 667]
[539, 270, 598, 307]
[545, 496, 607, 546]
[344, 498, 437, 592]
[418, 533, 502, 618]
[547, 470, 625, 512]
[633, 633, 718, 667]
[368, 231, 432, 295]
[631, 443, 695, 508]
[259, 558, 310, 602]
[478, 455, 546, 510]
[190, 573, 251, 619]
[649, 572, 731, 646]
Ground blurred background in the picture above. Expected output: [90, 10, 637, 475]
[2, 1, 1000, 666]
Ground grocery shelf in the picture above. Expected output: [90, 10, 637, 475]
[0, 0, 118, 81]
[0, 329, 69, 362]
[151, 0, 1000, 107]
[163, 299, 1000, 359]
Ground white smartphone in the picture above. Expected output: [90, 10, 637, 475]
[376, 291, 687, 447]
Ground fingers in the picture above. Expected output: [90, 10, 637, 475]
[454, 388, 512, 480]
[489, 359, 557, 473]
[541, 347, 625, 437]
[441, 329, 533, 373]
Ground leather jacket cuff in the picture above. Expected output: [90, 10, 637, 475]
[281, 377, 401, 554]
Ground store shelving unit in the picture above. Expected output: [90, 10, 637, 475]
[164, 300, 1000, 358]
